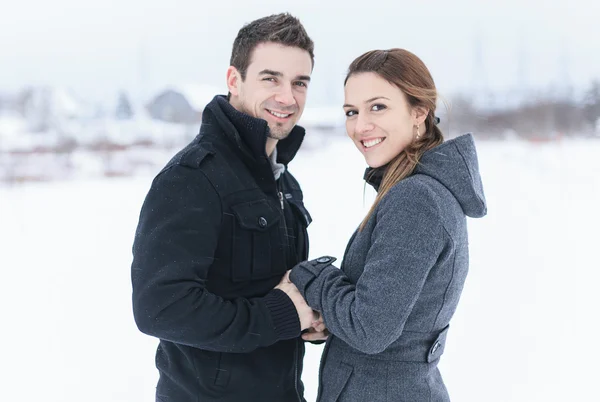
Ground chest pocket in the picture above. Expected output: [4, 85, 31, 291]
[229, 199, 287, 282]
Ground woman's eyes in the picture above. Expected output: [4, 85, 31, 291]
[345, 104, 387, 117]
[371, 104, 387, 111]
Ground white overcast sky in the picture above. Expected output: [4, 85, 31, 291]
[1, 0, 598, 105]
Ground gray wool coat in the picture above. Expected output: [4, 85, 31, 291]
[290, 134, 487, 402]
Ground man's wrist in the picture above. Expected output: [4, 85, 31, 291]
[263, 289, 301, 340]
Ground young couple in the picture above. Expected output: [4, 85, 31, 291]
[131, 12, 487, 402]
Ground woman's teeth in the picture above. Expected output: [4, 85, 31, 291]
[362, 138, 384, 148]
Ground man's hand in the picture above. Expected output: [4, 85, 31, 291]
[275, 271, 318, 331]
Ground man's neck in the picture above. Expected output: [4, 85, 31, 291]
[266, 138, 278, 158]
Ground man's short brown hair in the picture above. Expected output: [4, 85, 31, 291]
[230, 13, 315, 80]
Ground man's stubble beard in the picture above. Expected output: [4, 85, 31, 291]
[267, 122, 293, 140]
[237, 97, 296, 140]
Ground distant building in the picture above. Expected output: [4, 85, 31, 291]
[146, 84, 223, 124]
[17, 86, 85, 132]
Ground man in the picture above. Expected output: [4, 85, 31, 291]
[131, 13, 321, 402]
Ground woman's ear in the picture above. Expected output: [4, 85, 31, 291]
[412, 106, 429, 126]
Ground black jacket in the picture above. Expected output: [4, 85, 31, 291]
[131, 95, 312, 402]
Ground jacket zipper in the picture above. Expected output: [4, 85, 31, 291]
[277, 184, 291, 267]
[276, 179, 302, 401]
[294, 339, 301, 401]
[279, 185, 301, 401]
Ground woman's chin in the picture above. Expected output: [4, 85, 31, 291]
[365, 157, 386, 169]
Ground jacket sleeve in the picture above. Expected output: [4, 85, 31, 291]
[290, 181, 447, 355]
[131, 164, 300, 353]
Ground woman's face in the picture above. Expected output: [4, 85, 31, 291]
[343, 72, 420, 168]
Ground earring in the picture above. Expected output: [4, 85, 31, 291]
[415, 124, 421, 139]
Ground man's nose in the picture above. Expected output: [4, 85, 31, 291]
[274, 84, 296, 107]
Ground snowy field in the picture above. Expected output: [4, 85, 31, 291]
[1, 135, 599, 402]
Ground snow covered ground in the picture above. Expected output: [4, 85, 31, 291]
[1, 135, 598, 401]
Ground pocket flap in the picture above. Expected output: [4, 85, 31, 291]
[230, 199, 280, 231]
[287, 198, 313, 227]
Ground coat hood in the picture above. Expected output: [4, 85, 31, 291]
[365, 134, 487, 218]
[414, 133, 487, 218]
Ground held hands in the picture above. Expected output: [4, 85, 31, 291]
[302, 312, 329, 342]
[275, 271, 328, 341]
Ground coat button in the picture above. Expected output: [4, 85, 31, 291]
[316, 257, 331, 263]
[431, 341, 441, 354]
[258, 217, 268, 228]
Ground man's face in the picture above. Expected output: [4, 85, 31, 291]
[227, 42, 313, 140]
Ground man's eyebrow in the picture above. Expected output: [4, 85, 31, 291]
[343, 96, 390, 108]
[258, 69, 282, 77]
[258, 70, 311, 82]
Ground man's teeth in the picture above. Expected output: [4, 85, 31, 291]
[363, 138, 384, 148]
[268, 110, 291, 118]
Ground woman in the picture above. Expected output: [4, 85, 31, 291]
[279, 48, 487, 401]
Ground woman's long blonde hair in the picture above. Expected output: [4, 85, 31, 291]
[345, 49, 445, 231]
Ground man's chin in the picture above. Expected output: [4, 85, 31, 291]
[268, 134, 290, 141]
[267, 124, 294, 140]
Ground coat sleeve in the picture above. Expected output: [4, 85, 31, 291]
[131, 164, 300, 353]
[290, 181, 447, 355]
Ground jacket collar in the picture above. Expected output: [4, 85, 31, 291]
[364, 165, 387, 192]
[204, 95, 305, 166]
